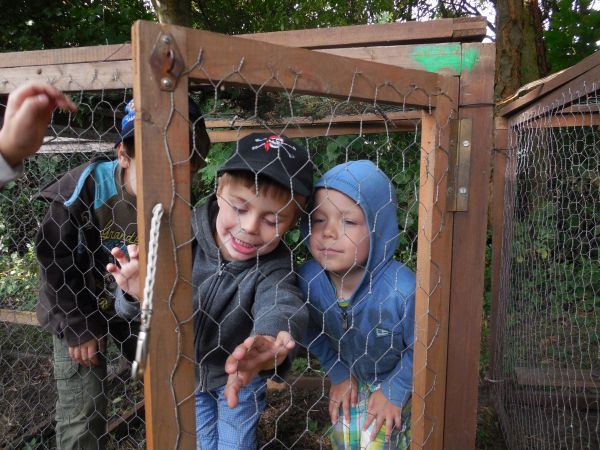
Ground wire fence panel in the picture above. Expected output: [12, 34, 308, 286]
[0, 24, 464, 450]
[131, 23, 458, 450]
[493, 86, 600, 450]
[0, 85, 146, 449]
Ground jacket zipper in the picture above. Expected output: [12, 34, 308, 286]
[339, 304, 349, 331]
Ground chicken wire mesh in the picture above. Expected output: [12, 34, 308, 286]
[492, 89, 600, 450]
[0, 86, 146, 449]
[0, 37, 458, 449]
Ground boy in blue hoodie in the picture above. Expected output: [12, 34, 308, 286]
[299, 160, 414, 449]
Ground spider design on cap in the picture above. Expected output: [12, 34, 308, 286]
[251, 135, 297, 158]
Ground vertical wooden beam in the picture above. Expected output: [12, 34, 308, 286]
[132, 20, 196, 449]
[412, 74, 458, 450]
[443, 43, 495, 449]
[489, 116, 509, 382]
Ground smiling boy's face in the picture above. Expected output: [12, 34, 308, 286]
[214, 180, 298, 261]
[309, 188, 370, 276]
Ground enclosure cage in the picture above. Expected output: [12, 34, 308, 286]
[0, 17, 494, 450]
[492, 52, 600, 450]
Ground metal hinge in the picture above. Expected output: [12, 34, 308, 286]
[150, 32, 184, 91]
[446, 118, 472, 212]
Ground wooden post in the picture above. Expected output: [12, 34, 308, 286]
[132, 20, 196, 449]
[443, 43, 495, 449]
[411, 74, 459, 450]
[489, 117, 509, 383]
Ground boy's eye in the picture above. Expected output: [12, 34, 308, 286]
[343, 219, 356, 226]
[263, 216, 277, 227]
[233, 205, 246, 214]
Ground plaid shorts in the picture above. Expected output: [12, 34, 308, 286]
[329, 383, 411, 450]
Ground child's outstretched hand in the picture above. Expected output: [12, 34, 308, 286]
[363, 389, 403, 443]
[329, 376, 358, 425]
[0, 82, 76, 167]
[223, 331, 295, 408]
[106, 244, 141, 300]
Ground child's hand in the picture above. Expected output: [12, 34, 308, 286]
[0, 82, 77, 167]
[68, 338, 105, 368]
[223, 331, 295, 408]
[106, 244, 141, 300]
[329, 376, 358, 425]
[363, 389, 403, 442]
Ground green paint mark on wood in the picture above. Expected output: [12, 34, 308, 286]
[412, 44, 480, 74]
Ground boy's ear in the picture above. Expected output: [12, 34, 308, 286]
[116, 144, 131, 169]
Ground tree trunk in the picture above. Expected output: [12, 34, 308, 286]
[495, 0, 550, 101]
[151, 0, 192, 26]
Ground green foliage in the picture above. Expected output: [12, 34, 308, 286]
[0, 241, 39, 311]
[544, 0, 600, 72]
[191, 0, 428, 34]
[0, 0, 153, 51]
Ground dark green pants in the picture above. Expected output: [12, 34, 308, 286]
[52, 319, 138, 450]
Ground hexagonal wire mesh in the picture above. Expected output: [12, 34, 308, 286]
[0, 35, 459, 450]
[493, 86, 600, 449]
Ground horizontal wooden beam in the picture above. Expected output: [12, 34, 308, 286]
[506, 64, 600, 126]
[499, 50, 600, 117]
[241, 17, 487, 49]
[522, 113, 600, 128]
[0, 308, 39, 326]
[0, 43, 131, 69]
[515, 367, 600, 389]
[209, 123, 415, 142]
[207, 110, 421, 128]
[175, 24, 441, 108]
[0, 60, 132, 94]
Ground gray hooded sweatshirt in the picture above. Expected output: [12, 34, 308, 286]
[117, 195, 307, 391]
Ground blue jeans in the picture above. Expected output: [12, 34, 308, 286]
[195, 376, 267, 450]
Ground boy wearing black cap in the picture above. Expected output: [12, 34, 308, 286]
[34, 99, 210, 450]
[111, 133, 313, 450]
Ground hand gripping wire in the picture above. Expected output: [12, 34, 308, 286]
[132, 203, 164, 379]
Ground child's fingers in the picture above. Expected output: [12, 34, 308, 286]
[224, 353, 240, 374]
[329, 398, 339, 425]
[274, 331, 294, 349]
[224, 374, 243, 408]
[375, 413, 388, 442]
[351, 383, 358, 407]
[342, 395, 351, 423]
[363, 409, 376, 434]
[128, 244, 139, 258]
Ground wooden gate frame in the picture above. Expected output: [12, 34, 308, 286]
[0, 16, 494, 450]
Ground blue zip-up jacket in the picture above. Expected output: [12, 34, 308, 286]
[298, 160, 415, 408]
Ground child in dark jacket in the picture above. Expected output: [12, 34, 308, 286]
[110, 133, 313, 450]
[299, 160, 414, 449]
[35, 98, 209, 450]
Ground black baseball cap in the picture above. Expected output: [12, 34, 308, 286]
[218, 133, 313, 197]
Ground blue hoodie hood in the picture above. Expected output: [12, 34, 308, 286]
[302, 160, 399, 300]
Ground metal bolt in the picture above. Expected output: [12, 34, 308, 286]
[459, 187, 467, 195]
[161, 35, 172, 45]
[448, 186, 454, 193]
[463, 140, 470, 147]
[161, 77, 173, 89]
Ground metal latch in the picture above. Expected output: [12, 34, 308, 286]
[446, 118, 472, 212]
[150, 32, 184, 91]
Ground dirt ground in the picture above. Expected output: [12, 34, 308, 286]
[0, 352, 509, 450]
